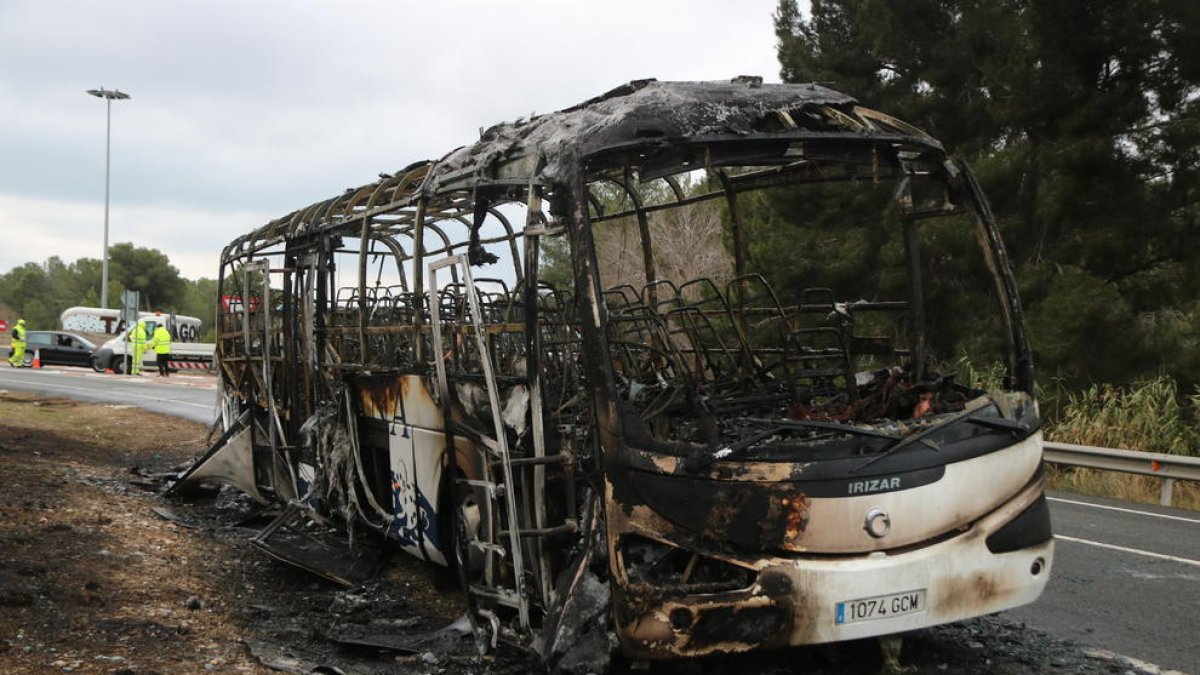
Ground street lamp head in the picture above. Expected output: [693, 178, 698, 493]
[87, 88, 131, 100]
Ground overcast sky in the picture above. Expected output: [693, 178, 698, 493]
[0, 1, 789, 281]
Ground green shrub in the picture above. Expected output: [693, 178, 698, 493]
[1046, 375, 1199, 456]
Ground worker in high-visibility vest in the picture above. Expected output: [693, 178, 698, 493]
[151, 320, 172, 377]
[7, 318, 27, 367]
[130, 319, 148, 376]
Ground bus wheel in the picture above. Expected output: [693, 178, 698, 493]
[455, 488, 484, 576]
[436, 470, 487, 591]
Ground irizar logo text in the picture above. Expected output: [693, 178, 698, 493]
[847, 476, 901, 495]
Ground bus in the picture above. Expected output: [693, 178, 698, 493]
[172, 78, 1052, 665]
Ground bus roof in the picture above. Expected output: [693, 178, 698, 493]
[223, 78, 942, 262]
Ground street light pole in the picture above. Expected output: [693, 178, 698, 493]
[86, 87, 131, 310]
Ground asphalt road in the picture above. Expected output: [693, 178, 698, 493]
[1, 365, 1197, 672]
[1005, 491, 1200, 674]
[0, 364, 218, 424]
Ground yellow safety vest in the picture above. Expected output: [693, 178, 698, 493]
[153, 326, 171, 354]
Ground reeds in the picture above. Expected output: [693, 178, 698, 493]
[1045, 375, 1200, 510]
[1048, 376, 1199, 456]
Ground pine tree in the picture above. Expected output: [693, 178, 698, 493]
[772, 0, 1200, 386]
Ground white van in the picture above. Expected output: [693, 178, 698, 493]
[61, 306, 203, 343]
[91, 318, 214, 373]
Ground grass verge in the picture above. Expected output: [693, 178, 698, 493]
[1044, 375, 1200, 511]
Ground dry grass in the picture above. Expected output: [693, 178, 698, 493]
[1047, 377, 1199, 455]
[1045, 376, 1200, 511]
[0, 391, 276, 673]
[1046, 466, 1200, 510]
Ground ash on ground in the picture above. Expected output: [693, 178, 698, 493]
[0, 393, 1157, 674]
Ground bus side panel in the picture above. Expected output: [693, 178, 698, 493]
[390, 374, 462, 566]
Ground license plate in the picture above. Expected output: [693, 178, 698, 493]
[835, 589, 926, 625]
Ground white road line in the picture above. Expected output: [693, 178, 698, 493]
[0, 376, 211, 409]
[1048, 496, 1200, 524]
[1055, 534, 1200, 567]
[1081, 648, 1189, 675]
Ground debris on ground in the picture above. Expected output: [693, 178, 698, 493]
[0, 391, 1147, 673]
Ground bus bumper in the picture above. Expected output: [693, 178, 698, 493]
[612, 472, 1053, 659]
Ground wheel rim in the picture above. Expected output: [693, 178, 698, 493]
[456, 492, 486, 578]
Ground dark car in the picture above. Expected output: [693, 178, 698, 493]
[9, 331, 97, 368]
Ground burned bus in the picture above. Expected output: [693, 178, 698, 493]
[173, 78, 1052, 664]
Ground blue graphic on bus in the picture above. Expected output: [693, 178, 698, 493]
[388, 466, 441, 550]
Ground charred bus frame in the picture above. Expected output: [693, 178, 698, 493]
[173, 78, 1052, 664]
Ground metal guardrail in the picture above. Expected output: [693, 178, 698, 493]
[1043, 441, 1200, 506]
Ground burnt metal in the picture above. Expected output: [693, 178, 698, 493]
[251, 505, 385, 587]
[328, 615, 477, 656]
[171, 78, 1045, 666]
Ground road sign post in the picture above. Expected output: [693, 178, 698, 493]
[121, 291, 140, 375]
